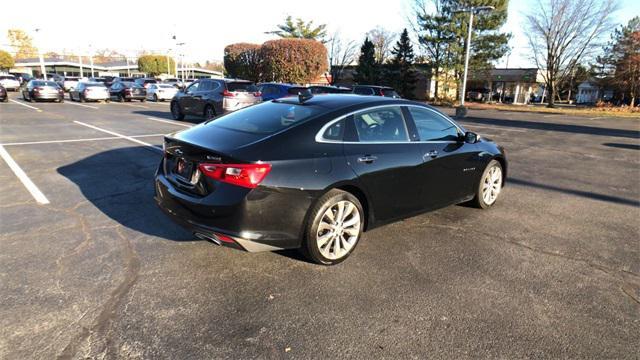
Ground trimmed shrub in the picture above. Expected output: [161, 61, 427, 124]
[223, 43, 262, 82]
[260, 39, 328, 83]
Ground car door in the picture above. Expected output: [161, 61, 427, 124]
[342, 105, 425, 222]
[180, 81, 199, 114]
[192, 79, 212, 116]
[405, 106, 482, 207]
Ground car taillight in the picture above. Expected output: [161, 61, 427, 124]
[380, 90, 385, 96]
[253, 91, 262, 97]
[34, 87, 42, 92]
[198, 163, 271, 189]
[221, 89, 235, 97]
[124, 88, 131, 94]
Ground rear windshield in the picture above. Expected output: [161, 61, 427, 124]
[159, 84, 174, 88]
[144, 79, 157, 84]
[33, 81, 58, 87]
[85, 83, 106, 88]
[123, 82, 143, 88]
[65, 77, 79, 81]
[382, 89, 399, 97]
[0, 76, 16, 80]
[227, 82, 257, 92]
[210, 101, 321, 135]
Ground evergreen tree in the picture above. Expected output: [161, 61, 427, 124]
[354, 37, 378, 84]
[388, 29, 418, 98]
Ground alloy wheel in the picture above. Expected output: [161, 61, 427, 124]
[482, 165, 502, 205]
[316, 200, 361, 260]
[205, 107, 215, 119]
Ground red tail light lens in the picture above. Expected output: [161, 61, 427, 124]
[198, 163, 271, 189]
[221, 89, 235, 97]
[253, 91, 262, 97]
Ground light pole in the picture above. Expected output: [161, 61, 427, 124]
[34, 28, 46, 80]
[88, 45, 94, 78]
[453, 6, 494, 117]
[176, 42, 185, 81]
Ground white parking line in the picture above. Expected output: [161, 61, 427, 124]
[64, 101, 99, 109]
[73, 121, 162, 153]
[0, 145, 50, 204]
[116, 103, 149, 109]
[145, 117, 192, 127]
[9, 99, 41, 111]
[1, 134, 166, 146]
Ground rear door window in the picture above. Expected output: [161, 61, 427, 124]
[352, 106, 409, 142]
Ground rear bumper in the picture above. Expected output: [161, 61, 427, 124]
[154, 170, 312, 252]
[34, 93, 63, 100]
[126, 94, 146, 100]
[85, 93, 109, 100]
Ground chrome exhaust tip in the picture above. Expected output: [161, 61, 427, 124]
[194, 232, 222, 246]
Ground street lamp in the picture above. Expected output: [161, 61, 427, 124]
[176, 42, 186, 81]
[453, 5, 495, 117]
[34, 28, 46, 80]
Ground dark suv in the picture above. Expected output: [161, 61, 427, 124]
[170, 79, 261, 120]
[352, 85, 401, 98]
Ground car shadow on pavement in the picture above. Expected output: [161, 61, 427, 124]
[132, 110, 204, 125]
[57, 146, 197, 242]
[462, 117, 640, 139]
[602, 142, 640, 151]
[509, 177, 640, 207]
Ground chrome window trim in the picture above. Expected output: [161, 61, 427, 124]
[315, 104, 463, 144]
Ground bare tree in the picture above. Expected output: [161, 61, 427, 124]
[366, 27, 397, 64]
[525, 0, 618, 107]
[327, 32, 358, 85]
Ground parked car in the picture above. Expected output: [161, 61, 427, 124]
[0, 85, 7, 102]
[114, 77, 137, 83]
[69, 82, 110, 102]
[156, 94, 507, 264]
[45, 73, 64, 86]
[163, 78, 184, 89]
[109, 81, 146, 102]
[9, 72, 32, 85]
[308, 85, 352, 94]
[62, 76, 80, 91]
[170, 79, 261, 120]
[352, 85, 401, 98]
[0, 75, 21, 91]
[258, 83, 308, 101]
[22, 80, 64, 102]
[134, 78, 157, 89]
[147, 84, 178, 102]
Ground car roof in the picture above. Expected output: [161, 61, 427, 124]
[275, 93, 414, 109]
[354, 85, 394, 90]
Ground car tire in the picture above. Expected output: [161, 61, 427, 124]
[204, 105, 216, 120]
[472, 160, 503, 209]
[140, 99, 146, 103]
[105, 99, 110, 103]
[118, 94, 124, 102]
[171, 101, 185, 120]
[80, 94, 86, 103]
[300, 189, 364, 265]
[58, 97, 64, 103]
[153, 94, 158, 102]
[23, 93, 30, 102]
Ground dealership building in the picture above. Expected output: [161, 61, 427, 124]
[10, 58, 223, 79]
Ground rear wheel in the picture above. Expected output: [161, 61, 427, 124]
[153, 94, 158, 102]
[79, 94, 86, 103]
[204, 105, 215, 120]
[171, 101, 185, 120]
[23, 92, 30, 102]
[140, 98, 146, 102]
[118, 94, 124, 102]
[472, 160, 503, 209]
[301, 190, 364, 265]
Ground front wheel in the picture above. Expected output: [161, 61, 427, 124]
[204, 105, 215, 120]
[79, 94, 86, 103]
[472, 160, 503, 209]
[171, 101, 185, 120]
[301, 190, 364, 265]
[153, 94, 158, 102]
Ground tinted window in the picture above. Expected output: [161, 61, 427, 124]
[211, 101, 321, 135]
[227, 82, 257, 92]
[382, 89, 399, 97]
[353, 107, 408, 142]
[322, 119, 345, 141]
[85, 83, 106, 88]
[0, 76, 16, 80]
[354, 87, 375, 95]
[199, 81, 212, 91]
[32, 81, 45, 86]
[186, 82, 199, 93]
[408, 107, 459, 141]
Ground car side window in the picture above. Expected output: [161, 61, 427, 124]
[322, 119, 345, 141]
[210, 81, 220, 92]
[353, 106, 409, 142]
[408, 107, 460, 141]
[186, 82, 199, 94]
[199, 81, 212, 91]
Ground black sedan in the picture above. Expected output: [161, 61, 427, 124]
[109, 82, 146, 102]
[155, 94, 507, 264]
[0, 85, 7, 102]
[22, 80, 64, 103]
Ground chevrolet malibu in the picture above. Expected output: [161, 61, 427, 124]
[155, 94, 507, 264]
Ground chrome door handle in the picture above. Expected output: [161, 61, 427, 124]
[357, 155, 378, 163]
[423, 150, 438, 160]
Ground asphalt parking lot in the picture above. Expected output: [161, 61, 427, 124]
[1, 92, 639, 359]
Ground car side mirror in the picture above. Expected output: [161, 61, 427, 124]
[464, 131, 478, 144]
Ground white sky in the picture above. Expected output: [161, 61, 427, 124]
[1, 0, 637, 68]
